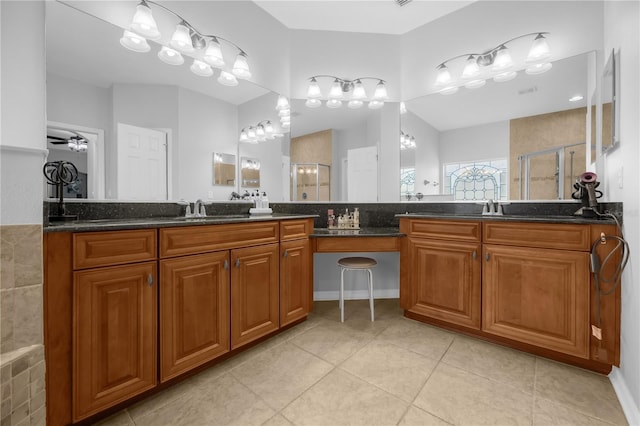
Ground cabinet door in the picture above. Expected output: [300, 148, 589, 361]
[280, 239, 311, 327]
[483, 244, 590, 358]
[231, 243, 279, 349]
[406, 238, 481, 330]
[160, 252, 230, 382]
[73, 262, 157, 421]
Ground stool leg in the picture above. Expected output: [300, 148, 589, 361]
[368, 269, 374, 322]
[340, 268, 345, 322]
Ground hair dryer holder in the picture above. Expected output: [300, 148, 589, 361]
[571, 172, 603, 217]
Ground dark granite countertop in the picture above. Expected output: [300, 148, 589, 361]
[310, 227, 404, 237]
[396, 212, 618, 225]
[44, 213, 318, 233]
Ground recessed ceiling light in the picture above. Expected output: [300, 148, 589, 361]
[569, 95, 584, 102]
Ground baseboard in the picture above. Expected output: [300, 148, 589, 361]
[610, 367, 640, 425]
[314, 289, 399, 301]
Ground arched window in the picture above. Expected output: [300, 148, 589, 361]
[444, 160, 507, 201]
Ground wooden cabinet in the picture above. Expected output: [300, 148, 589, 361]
[401, 219, 482, 330]
[159, 252, 230, 382]
[72, 230, 158, 421]
[280, 238, 312, 326]
[230, 243, 280, 349]
[482, 244, 590, 358]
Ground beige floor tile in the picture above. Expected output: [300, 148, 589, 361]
[398, 406, 452, 426]
[535, 358, 627, 425]
[534, 397, 625, 426]
[340, 340, 438, 402]
[281, 369, 408, 426]
[376, 318, 454, 361]
[92, 410, 135, 426]
[441, 335, 536, 394]
[262, 413, 293, 426]
[127, 376, 200, 420]
[289, 321, 376, 365]
[231, 342, 333, 411]
[414, 363, 533, 425]
[277, 316, 329, 342]
[133, 373, 275, 426]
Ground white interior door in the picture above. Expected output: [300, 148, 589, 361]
[116, 123, 167, 200]
[347, 146, 378, 202]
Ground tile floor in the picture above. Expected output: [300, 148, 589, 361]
[96, 299, 627, 426]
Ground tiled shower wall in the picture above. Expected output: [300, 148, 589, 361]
[0, 225, 45, 426]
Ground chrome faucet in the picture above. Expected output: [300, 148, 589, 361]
[482, 199, 504, 216]
[193, 199, 206, 217]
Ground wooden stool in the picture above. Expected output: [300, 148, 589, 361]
[337, 257, 377, 322]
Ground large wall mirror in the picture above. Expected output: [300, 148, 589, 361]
[602, 49, 619, 152]
[402, 51, 596, 202]
[45, 1, 288, 202]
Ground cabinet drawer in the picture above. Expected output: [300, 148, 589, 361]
[280, 219, 314, 241]
[160, 221, 279, 257]
[73, 229, 157, 270]
[483, 222, 590, 251]
[400, 218, 481, 242]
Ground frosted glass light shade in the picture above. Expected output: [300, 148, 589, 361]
[348, 100, 364, 109]
[239, 130, 248, 142]
[190, 59, 213, 77]
[157, 46, 184, 65]
[232, 53, 252, 79]
[326, 99, 342, 108]
[328, 80, 343, 100]
[217, 70, 238, 86]
[526, 34, 551, 63]
[373, 81, 388, 100]
[368, 100, 384, 109]
[120, 30, 150, 53]
[464, 79, 486, 89]
[305, 98, 322, 108]
[276, 95, 290, 110]
[130, 2, 160, 40]
[264, 121, 274, 134]
[351, 80, 367, 100]
[461, 56, 480, 79]
[438, 86, 459, 95]
[204, 38, 225, 67]
[400, 102, 407, 114]
[278, 109, 290, 117]
[492, 47, 513, 71]
[307, 78, 322, 99]
[493, 70, 517, 82]
[435, 65, 452, 87]
[170, 23, 194, 53]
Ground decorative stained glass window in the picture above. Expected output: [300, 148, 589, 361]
[400, 167, 415, 199]
[444, 159, 507, 201]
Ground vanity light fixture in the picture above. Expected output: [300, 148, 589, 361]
[239, 120, 284, 144]
[67, 136, 88, 152]
[304, 75, 389, 109]
[275, 95, 291, 129]
[434, 32, 551, 95]
[120, 0, 251, 85]
[400, 131, 416, 150]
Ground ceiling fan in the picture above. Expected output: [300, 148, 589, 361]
[47, 129, 88, 152]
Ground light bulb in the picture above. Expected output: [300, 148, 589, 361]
[307, 78, 322, 99]
[157, 46, 184, 65]
[204, 37, 225, 67]
[232, 53, 252, 79]
[120, 30, 150, 53]
[348, 100, 364, 109]
[190, 59, 213, 77]
[217, 70, 239, 86]
[326, 99, 342, 108]
[170, 22, 194, 53]
[264, 121, 274, 134]
[239, 129, 248, 142]
[493, 70, 517, 82]
[305, 98, 322, 108]
[368, 100, 384, 109]
[526, 33, 551, 63]
[247, 126, 257, 141]
[130, 2, 160, 40]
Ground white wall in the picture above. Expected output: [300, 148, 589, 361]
[402, 111, 441, 196]
[602, 2, 640, 424]
[439, 121, 510, 166]
[379, 103, 401, 202]
[0, 1, 46, 225]
[334, 120, 369, 201]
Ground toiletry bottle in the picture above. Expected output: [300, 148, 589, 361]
[354, 208, 360, 228]
[262, 192, 268, 209]
[328, 209, 334, 228]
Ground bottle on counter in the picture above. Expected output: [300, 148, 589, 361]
[328, 209, 335, 228]
[354, 208, 360, 228]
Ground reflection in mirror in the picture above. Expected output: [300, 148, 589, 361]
[213, 153, 236, 186]
[403, 52, 595, 201]
[241, 157, 260, 188]
[602, 49, 618, 152]
[289, 100, 400, 201]
[45, 1, 280, 201]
